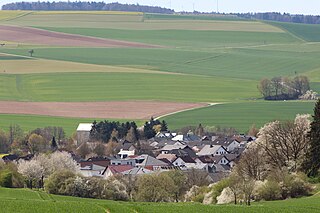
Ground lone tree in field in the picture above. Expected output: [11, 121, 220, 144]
[28, 49, 34, 57]
[303, 99, 320, 177]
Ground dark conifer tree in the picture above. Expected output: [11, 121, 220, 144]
[51, 136, 58, 150]
[303, 99, 320, 177]
[160, 120, 168, 132]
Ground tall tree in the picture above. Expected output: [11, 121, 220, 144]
[257, 114, 310, 172]
[28, 133, 49, 154]
[51, 136, 58, 151]
[93, 142, 106, 157]
[160, 120, 168, 132]
[195, 123, 204, 137]
[303, 99, 320, 177]
[76, 142, 91, 159]
[258, 78, 272, 98]
[125, 126, 138, 143]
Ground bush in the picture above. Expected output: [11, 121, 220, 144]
[258, 181, 282, 201]
[136, 173, 175, 202]
[0, 170, 13, 188]
[280, 173, 311, 199]
[211, 179, 229, 204]
[0, 162, 24, 188]
[45, 170, 76, 194]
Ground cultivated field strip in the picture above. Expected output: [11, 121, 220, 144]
[0, 101, 207, 119]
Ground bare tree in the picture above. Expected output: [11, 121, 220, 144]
[28, 133, 49, 154]
[228, 173, 242, 205]
[293, 75, 310, 96]
[76, 142, 91, 159]
[271, 77, 283, 97]
[236, 144, 267, 181]
[258, 78, 272, 98]
[186, 168, 209, 188]
[93, 142, 106, 157]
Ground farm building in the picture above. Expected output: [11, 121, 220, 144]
[76, 123, 93, 146]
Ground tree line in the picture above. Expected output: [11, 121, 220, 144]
[2, 1, 174, 13]
[258, 75, 310, 100]
[235, 12, 320, 25]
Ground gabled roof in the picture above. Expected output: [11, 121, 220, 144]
[77, 123, 93, 131]
[137, 155, 168, 167]
[122, 167, 153, 175]
[158, 158, 173, 166]
[175, 155, 196, 164]
[225, 153, 240, 161]
[80, 159, 110, 168]
[197, 145, 227, 156]
[211, 155, 230, 164]
[161, 144, 187, 151]
[156, 153, 177, 162]
[213, 137, 240, 147]
[213, 164, 231, 172]
[172, 134, 200, 142]
[106, 165, 133, 174]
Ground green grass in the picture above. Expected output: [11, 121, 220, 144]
[311, 82, 320, 93]
[38, 27, 298, 48]
[0, 114, 143, 136]
[0, 55, 28, 60]
[0, 73, 259, 102]
[163, 101, 315, 132]
[3, 46, 319, 80]
[268, 21, 320, 42]
[0, 114, 92, 136]
[144, 13, 246, 21]
[0, 12, 319, 132]
[0, 187, 320, 213]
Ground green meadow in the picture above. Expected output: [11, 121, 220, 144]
[0, 11, 319, 133]
[0, 114, 141, 136]
[163, 101, 315, 132]
[0, 187, 320, 213]
[0, 73, 258, 102]
[268, 21, 320, 42]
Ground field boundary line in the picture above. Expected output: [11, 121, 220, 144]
[156, 103, 221, 120]
[0, 11, 34, 22]
[28, 25, 164, 48]
[262, 21, 306, 43]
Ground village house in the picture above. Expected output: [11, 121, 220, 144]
[197, 145, 228, 157]
[102, 165, 133, 179]
[79, 157, 110, 177]
[160, 144, 197, 158]
[172, 155, 197, 168]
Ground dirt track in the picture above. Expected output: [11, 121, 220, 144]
[0, 101, 207, 119]
[0, 25, 159, 48]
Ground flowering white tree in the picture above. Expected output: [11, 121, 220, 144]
[47, 151, 79, 174]
[18, 151, 79, 188]
[18, 159, 44, 188]
[257, 114, 311, 172]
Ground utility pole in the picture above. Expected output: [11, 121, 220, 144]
[217, 0, 219, 13]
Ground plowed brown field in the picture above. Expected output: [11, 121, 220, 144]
[0, 101, 207, 119]
[0, 25, 159, 48]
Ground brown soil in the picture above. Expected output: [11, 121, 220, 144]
[0, 25, 160, 48]
[0, 101, 207, 119]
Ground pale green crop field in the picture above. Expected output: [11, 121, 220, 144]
[0, 11, 318, 133]
[0, 187, 320, 213]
